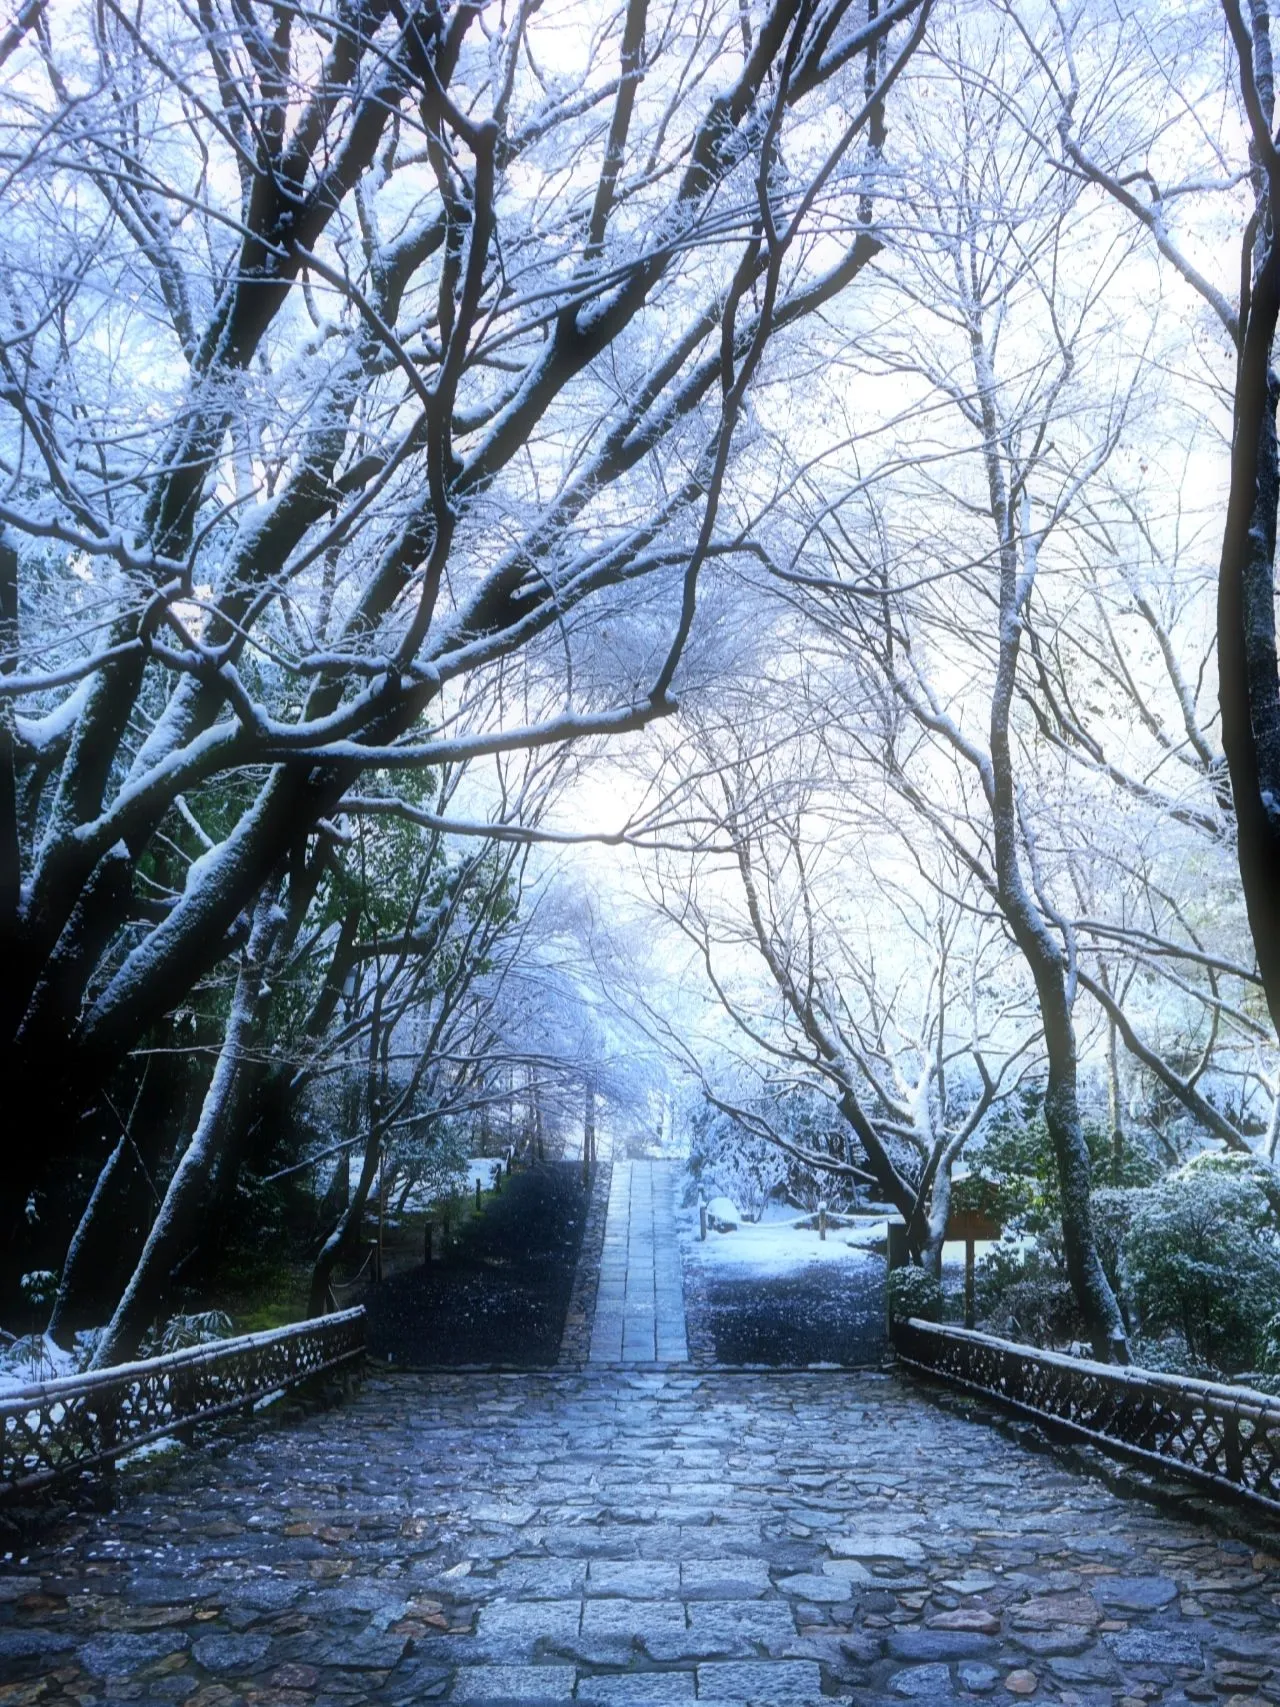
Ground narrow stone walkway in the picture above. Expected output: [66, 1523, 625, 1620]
[589, 1161, 688, 1365]
[4, 1368, 1277, 1706]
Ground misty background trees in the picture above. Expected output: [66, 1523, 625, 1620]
[2, 0, 1279, 1369]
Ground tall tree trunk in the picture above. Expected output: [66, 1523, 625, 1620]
[0, 528, 19, 1001]
[46, 1136, 126, 1350]
[1220, 289, 1280, 1034]
[309, 986, 385, 1315]
[1220, 1, 1280, 1034]
[89, 886, 283, 1368]
[971, 322, 1128, 1361]
[583, 1072, 596, 1181]
[1103, 972, 1126, 1181]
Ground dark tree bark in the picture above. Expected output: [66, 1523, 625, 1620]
[1214, 1, 1280, 1033]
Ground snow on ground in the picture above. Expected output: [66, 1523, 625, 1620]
[378, 1156, 502, 1217]
[466, 1158, 501, 1192]
[0, 1334, 82, 1395]
[681, 1213, 884, 1276]
[681, 1195, 1017, 1286]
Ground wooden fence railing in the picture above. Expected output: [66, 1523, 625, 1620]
[0, 1307, 365, 1497]
[894, 1316, 1280, 1514]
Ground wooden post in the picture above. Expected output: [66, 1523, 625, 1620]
[699, 1199, 708, 1241]
[494, 1159, 502, 1193]
[377, 1156, 386, 1282]
[886, 1219, 909, 1341]
[1224, 1411, 1244, 1484]
[475, 1176, 482, 1211]
[945, 1209, 1002, 1331]
[818, 1202, 827, 1241]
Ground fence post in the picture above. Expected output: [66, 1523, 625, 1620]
[965, 1238, 976, 1330]
[475, 1176, 482, 1211]
[886, 1220, 908, 1342]
[818, 1203, 827, 1241]
[1225, 1409, 1244, 1485]
[699, 1199, 708, 1241]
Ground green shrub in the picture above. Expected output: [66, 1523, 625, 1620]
[1260, 1312, 1280, 1375]
[968, 1095, 1158, 1242]
[973, 1241, 1084, 1348]
[1089, 1186, 1144, 1302]
[1176, 1150, 1280, 1218]
[1123, 1165, 1280, 1373]
[887, 1265, 944, 1325]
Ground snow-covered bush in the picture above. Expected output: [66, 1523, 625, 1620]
[974, 1242, 1084, 1348]
[1259, 1314, 1280, 1378]
[155, 1311, 234, 1354]
[887, 1266, 945, 1325]
[704, 1196, 742, 1232]
[1176, 1149, 1280, 1216]
[970, 1094, 1158, 1245]
[19, 1270, 58, 1311]
[383, 1117, 471, 1215]
[1123, 1164, 1280, 1373]
[686, 1103, 787, 1223]
[1089, 1186, 1143, 1302]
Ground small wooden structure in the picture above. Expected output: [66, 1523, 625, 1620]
[946, 1207, 1002, 1328]
[884, 1205, 1002, 1332]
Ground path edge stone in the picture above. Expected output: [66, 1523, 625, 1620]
[557, 1155, 613, 1367]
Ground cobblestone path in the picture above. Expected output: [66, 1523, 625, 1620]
[4, 1368, 1278, 1707]
[588, 1163, 687, 1365]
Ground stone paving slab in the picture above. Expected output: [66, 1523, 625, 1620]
[3, 1368, 1280, 1706]
[590, 1162, 688, 1365]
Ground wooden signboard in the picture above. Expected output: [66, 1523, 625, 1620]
[945, 1207, 1002, 1243]
[945, 1207, 1004, 1329]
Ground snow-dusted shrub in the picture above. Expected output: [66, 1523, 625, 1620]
[969, 1094, 1159, 1250]
[154, 1311, 234, 1354]
[1123, 1166, 1280, 1372]
[1175, 1150, 1280, 1216]
[384, 1117, 470, 1214]
[1262, 1313, 1280, 1375]
[687, 1104, 786, 1223]
[1126, 1331, 1224, 1384]
[1089, 1186, 1143, 1301]
[0, 1333, 77, 1387]
[974, 1242, 1084, 1348]
[19, 1270, 58, 1312]
[887, 1266, 944, 1325]
[704, 1196, 742, 1232]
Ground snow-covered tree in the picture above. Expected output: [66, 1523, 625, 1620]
[0, 0, 930, 1305]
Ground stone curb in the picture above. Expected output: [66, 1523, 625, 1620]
[557, 1156, 614, 1367]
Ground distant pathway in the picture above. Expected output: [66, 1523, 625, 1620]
[588, 1160, 688, 1364]
[5, 1367, 1277, 1705]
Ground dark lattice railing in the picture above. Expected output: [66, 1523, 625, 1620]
[1, 1308, 365, 1496]
[894, 1316, 1280, 1513]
